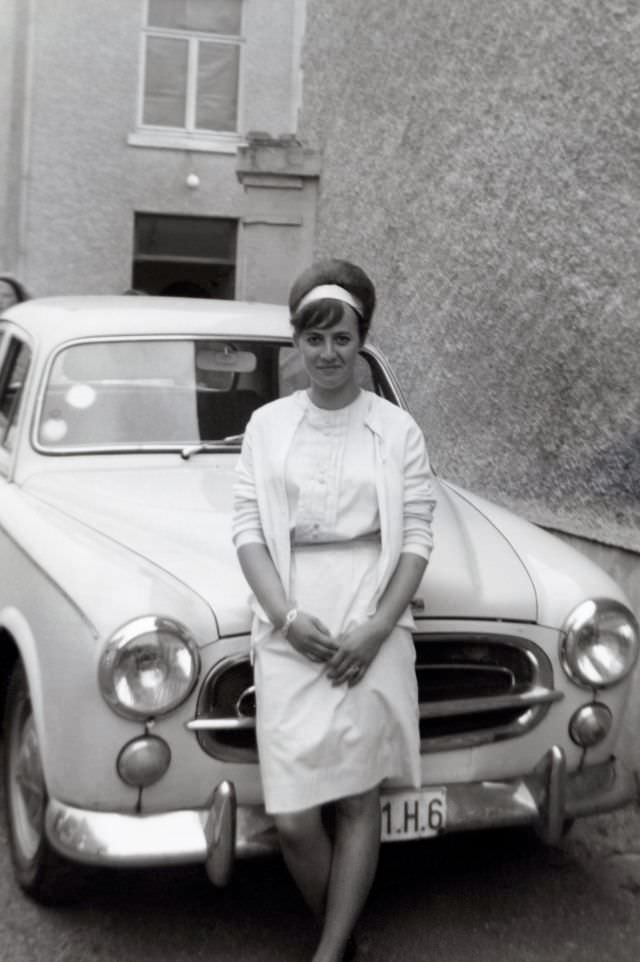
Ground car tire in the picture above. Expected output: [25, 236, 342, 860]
[2, 662, 89, 904]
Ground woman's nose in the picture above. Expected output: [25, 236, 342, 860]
[320, 338, 336, 359]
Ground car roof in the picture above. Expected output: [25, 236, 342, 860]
[1, 295, 294, 348]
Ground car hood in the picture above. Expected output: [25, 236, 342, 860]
[23, 465, 537, 635]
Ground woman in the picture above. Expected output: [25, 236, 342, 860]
[0, 275, 30, 311]
[232, 259, 436, 962]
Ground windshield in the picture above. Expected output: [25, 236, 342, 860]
[36, 337, 390, 452]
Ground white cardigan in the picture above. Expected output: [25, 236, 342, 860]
[232, 390, 436, 625]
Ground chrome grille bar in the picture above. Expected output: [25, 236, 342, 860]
[186, 686, 563, 732]
[418, 685, 563, 720]
[187, 717, 256, 731]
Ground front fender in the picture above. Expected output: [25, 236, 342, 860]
[1, 486, 218, 644]
[0, 552, 140, 811]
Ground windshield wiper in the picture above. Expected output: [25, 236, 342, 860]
[180, 434, 244, 460]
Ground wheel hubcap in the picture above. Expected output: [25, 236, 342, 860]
[10, 705, 46, 861]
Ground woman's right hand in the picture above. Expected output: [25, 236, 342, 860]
[286, 611, 338, 663]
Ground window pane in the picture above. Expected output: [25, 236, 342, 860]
[38, 340, 274, 449]
[40, 341, 199, 447]
[135, 214, 237, 261]
[148, 0, 242, 35]
[196, 42, 239, 131]
[0, 340, 31, 450]
[143, 36, 188, 127]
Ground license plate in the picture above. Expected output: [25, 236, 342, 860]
[380, 789, 446, 841]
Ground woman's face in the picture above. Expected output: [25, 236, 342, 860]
[0, 280, 19, 311]
[295, 307, 361, 396]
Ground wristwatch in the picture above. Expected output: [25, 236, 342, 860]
[280, 608, 298, 637]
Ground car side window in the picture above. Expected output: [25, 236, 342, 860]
[0, 337, 32, 451]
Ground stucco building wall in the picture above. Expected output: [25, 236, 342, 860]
[0, 0, 26, 273]
[0, 0, 312, 303]
[299, 0, 640, 554]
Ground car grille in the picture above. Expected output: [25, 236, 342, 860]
[413, 634, 558, 749]
[188, 633, 559, 762]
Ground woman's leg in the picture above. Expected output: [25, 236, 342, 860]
[312, 786, 381, 962]
[273, 806, 332, 920]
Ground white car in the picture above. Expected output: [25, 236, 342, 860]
[0, 295, 637, 903]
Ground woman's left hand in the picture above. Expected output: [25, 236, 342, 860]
[325, 620, 389, 687]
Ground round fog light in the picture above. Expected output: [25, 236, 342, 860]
[569, 703, 612, 748]
[117, 735, 171, 787]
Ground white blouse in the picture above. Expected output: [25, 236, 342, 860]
[237, 391, 433, 558]
[286, 392, 380, 545]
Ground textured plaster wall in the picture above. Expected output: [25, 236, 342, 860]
[300, 0, 640, 552]
[0, 0, 24, 272]
[23, 0, 140, 294]
[243, 0, 301, 134]
[0, 0, 16, 269]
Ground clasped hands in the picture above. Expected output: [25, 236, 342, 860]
[285, 610, 388, 686]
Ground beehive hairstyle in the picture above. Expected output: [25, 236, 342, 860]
[289, 259, 376, 343]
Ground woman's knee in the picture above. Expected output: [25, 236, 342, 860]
[274, 808, 323, 848]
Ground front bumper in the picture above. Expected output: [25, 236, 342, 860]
[46, 748, 637, 886]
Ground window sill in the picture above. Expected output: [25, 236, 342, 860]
[127, 130, 246, 155]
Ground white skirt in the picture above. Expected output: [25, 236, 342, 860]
[253, 540, 421, 814]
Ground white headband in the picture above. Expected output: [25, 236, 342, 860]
[295, 284, 364, 319]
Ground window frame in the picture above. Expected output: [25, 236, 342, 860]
[131, 0, 246, 154]
[0, 333, 33, 462]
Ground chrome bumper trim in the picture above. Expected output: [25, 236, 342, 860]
[204, 780, 235, 886]
[46, 786, 277, 876]
[45, 751, 636, 883]
[532, 745, 567, 844]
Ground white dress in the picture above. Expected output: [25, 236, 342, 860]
[253, 392, 423, 814]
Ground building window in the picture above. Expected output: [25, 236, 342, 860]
[132, 213, 238, 298]
[141, 0, 243, 135]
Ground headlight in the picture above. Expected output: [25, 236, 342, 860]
[561, 599, 639, 689]
[99, 616, 200, 719]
